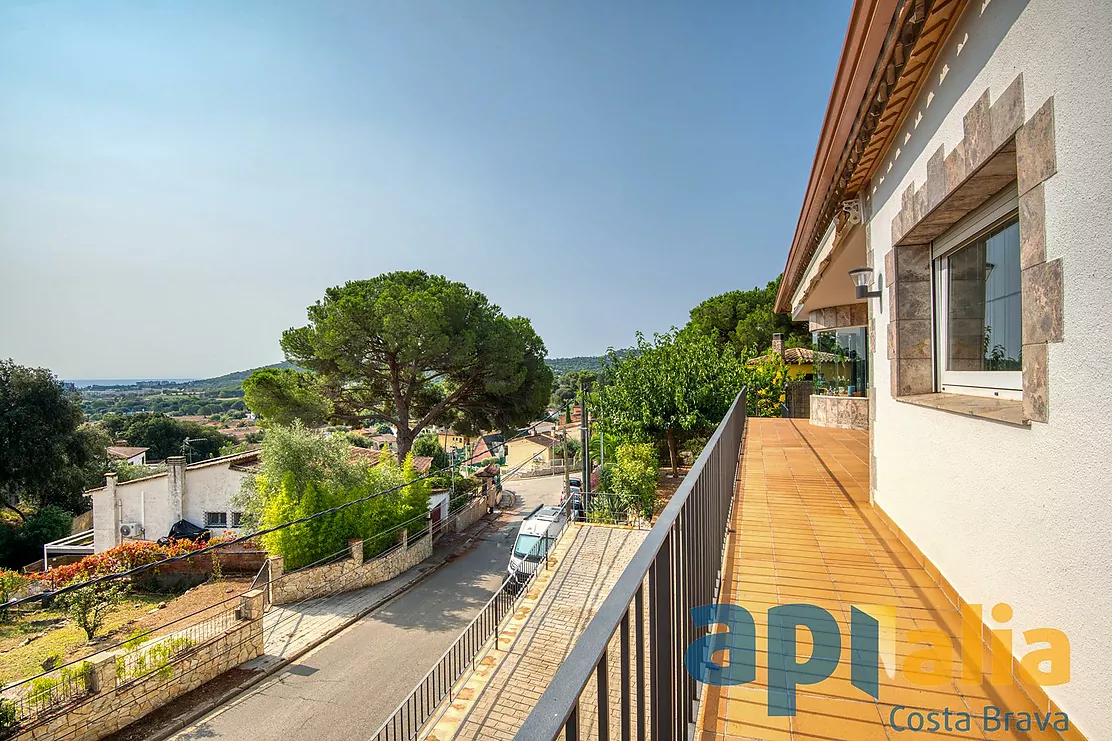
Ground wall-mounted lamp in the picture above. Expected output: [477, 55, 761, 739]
[848, 267, 882, 299]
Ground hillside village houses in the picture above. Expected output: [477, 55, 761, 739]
[777, 0, 1112, 733]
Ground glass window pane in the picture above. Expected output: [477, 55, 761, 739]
[812, 326, 868, 397]
[946, 217, 1021, 372]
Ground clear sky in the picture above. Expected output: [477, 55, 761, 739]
[0, 0, 851, 380]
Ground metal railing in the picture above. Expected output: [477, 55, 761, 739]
[514, 388, 747, 741]
[3, 663, 92, 724]
[114, 609, 239, 686]
[371, 497, 576, 741]
[249, 558, 272, 612]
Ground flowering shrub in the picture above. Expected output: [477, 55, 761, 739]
[36, 537, 229, 590]
[742, 354, 789, 418]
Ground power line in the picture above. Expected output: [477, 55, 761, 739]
[3, 402, 574, 610]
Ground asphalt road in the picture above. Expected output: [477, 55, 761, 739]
[165, 475, 562, 741]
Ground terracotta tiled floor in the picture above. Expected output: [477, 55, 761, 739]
[696, 418, 1063, 741]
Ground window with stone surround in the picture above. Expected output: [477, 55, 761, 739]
[204, 511, 227, 528]
[932, 185, 1021, 398]
[886, 74, 1061, 425]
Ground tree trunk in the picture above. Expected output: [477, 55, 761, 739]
[395, 426, 415, 461]
[666, 428, 679, 477]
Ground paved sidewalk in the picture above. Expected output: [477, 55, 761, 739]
[246, 513, 510, 672]
[425, 523, 650, 741]
[245, 559, 440, 672]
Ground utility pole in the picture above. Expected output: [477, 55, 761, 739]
[560, 424, 570, 495]
[449, 449, 456, 501]
[579, 381, 590, 496]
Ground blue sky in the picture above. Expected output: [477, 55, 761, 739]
[0, 0, 851, 379]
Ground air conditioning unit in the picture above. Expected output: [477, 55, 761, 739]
[119, 522, 144, 538]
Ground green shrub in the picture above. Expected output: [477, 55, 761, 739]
[0, 569, 29, 604]
[0, 697, 17, 736]
[55, 582, 130, 641]
[611, 444, 659, 520]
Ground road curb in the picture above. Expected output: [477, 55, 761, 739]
[143, 559, 445, 741]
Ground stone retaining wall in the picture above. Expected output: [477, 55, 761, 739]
[453, 498, 487, 533]
[13, 591, 265, 741]
[269, 531, 433, 606]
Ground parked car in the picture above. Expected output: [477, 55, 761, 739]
[507, 505, 567, 584]
[560, 489, 584, 521]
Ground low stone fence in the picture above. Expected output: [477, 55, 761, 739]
[7, 591, 265, 741]
[269, 531, 433, 606]
[453, 498, 487, 533]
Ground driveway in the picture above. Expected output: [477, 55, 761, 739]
[163, 474, 562, 741]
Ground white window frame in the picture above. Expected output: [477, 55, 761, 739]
[932, 184, 1021, 399]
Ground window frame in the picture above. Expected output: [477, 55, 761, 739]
[931, 184, 1022, 398]
[204, 511, 228, 528]
[230, 511, 243, 528]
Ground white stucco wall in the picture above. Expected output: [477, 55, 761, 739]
[865, 0, 1112, 735]
[89, 459, 251, 552]
[180, 462, 252, 534]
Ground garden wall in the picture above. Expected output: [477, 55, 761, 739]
[11, 591, 264, 741]
[268, 532, 433, 606]
[453, 498, 487, 533]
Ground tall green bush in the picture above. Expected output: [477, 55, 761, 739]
[258, 447, 431, 571]
[611, 443, 660, 520]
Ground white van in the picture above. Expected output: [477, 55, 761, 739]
[507, 505, 568, 582]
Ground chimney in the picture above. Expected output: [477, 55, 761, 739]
[100, 472, 120, 549]
[114, 439, 128, 446]
[772, 333, 785, 357]
[166, 456, 187, 526]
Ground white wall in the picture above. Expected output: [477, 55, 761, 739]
[89, 461, 251, 551]
[866, 0, 1112, 734]
[181, 462, 252, 533]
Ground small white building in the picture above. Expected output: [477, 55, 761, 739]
[87, 451, 259, 552]
[106, 445, 149, 466]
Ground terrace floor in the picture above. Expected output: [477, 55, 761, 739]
[696, 418, 1066, 741]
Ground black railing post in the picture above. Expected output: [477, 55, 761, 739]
[620, 610, 631, 741]
[635, 585, 646, 741]
[651, 535, 673, 741]
[597, 651, 609, 741]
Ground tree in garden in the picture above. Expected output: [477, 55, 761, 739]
[0, 360, 105, 517]
[412, 434, 450, 471]
[100, 413, 233, 462]
[610, 443, 660, 519]
[686, 275, 810, 355]
[244, 271, 553, 459]
[55, 582, 129, 641]
[597, 329, 744, 476]
[231, 422, 363, 532]
[551, 370, 598, 407]
[259, 450, 431, 570]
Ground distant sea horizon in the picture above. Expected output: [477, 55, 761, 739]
[65, 378, 197, 388]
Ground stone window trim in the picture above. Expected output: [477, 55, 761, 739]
[808, 303, 868, 332]
[885, 74, 1061, 425]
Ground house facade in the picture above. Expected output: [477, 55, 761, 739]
[88, 451, 259, 552]
[435, 428, 474, 454]
[777, 0, 1112, 734]
[503, 434, 557, 470]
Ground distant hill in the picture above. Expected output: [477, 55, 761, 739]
[545, 356, 605, 376]
[181, 362, 295, 391]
